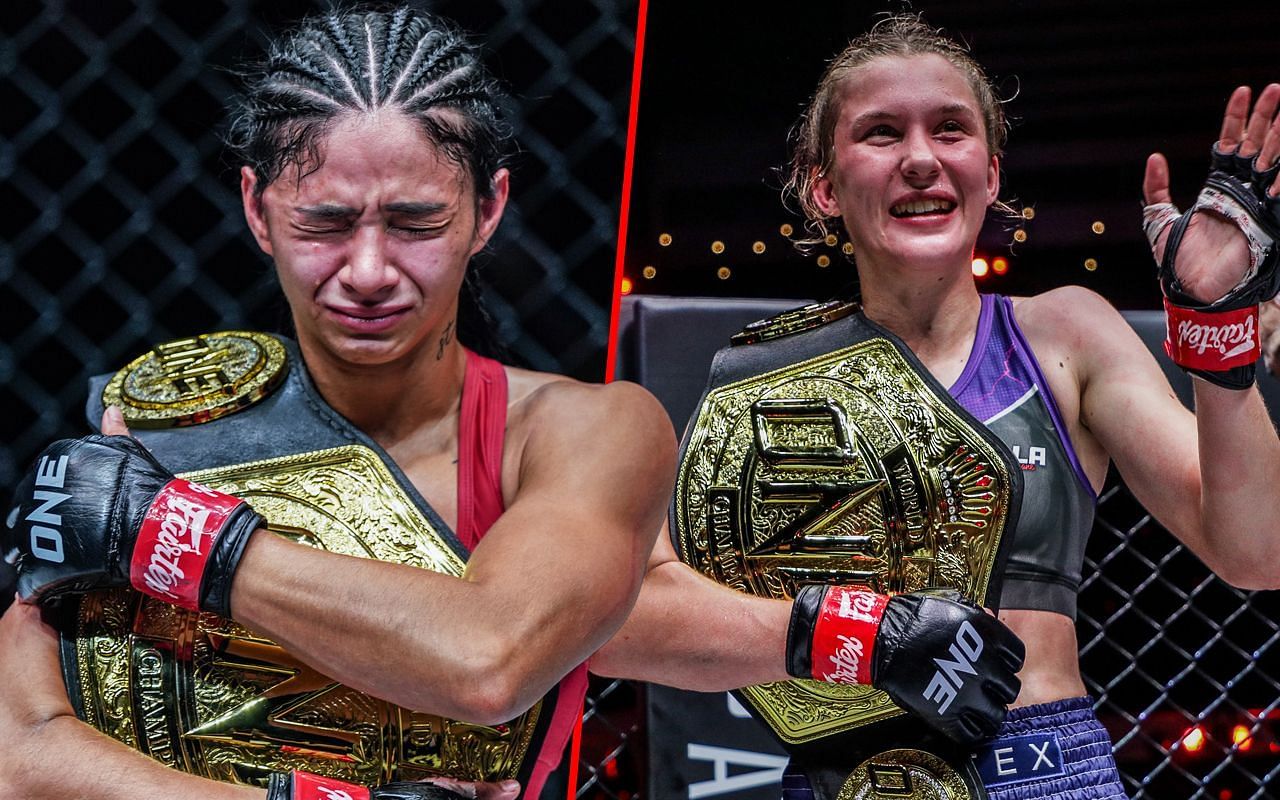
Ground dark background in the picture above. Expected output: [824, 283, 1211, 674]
[624, 0, 1280, 304]
[1, 0, 636, 488]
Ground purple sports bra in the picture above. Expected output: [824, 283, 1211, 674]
[949, 294, 1097, 618]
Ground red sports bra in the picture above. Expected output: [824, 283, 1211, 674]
[456, 350, 588, 799]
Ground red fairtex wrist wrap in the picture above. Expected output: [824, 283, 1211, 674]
[809, 586, 889, 684]
[1163, 298, 1260, 373]
[290, 771, 371, 800]
[129, 478, 244, 610]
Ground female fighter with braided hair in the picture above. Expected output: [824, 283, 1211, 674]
[0, 7, 673, 800]
[589, 15, 1280, 800]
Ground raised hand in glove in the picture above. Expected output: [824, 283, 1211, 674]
[1144, 83, 1280, 389]
[786, 585, 1025, 746]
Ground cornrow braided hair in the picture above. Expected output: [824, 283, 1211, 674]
[783, 13, 1013, 248]
[226, 5, 513, 199]
[225, 5, 517, 361]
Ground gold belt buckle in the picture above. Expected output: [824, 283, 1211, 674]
[101, 331, 288, 428]
[838, 749, 977, 800]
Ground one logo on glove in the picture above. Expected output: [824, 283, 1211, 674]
[25, 455, 71, 563]
[922, 620, 984, 714]
[130, 479, 241, 609]
[1164, 300, 1261, 371]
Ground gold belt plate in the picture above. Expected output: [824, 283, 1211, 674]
[66, 445, 540, 786]
[674, 338, 1012, 745]
[101, 331, 288, 428]
[838, 750, 974, 800]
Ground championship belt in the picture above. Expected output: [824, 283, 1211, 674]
[673, 303, 1023, 800]
[60, 332, 550, 789]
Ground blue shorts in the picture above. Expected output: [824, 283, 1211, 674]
[976, 697, 1128, 799]
[781, 697, 1128, 800]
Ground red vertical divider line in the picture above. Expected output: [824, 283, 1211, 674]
[604, 0, 650, 383]
[580, 3, 649, 796]
[565, 706, 585, 800]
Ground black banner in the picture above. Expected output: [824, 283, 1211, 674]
[647, 687, 788, 800]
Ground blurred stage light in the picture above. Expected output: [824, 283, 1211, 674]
[1181, 726, 1206, 753]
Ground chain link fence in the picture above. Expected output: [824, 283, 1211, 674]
[1082, 479, 1280, 799]
[578, 677, 647, 800]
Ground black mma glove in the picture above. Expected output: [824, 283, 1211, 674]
[3, 434, 262, 615]
[1144, 144, 1280, 389]
[786, 585, 1025, 746]
[266, 771, 471, 800]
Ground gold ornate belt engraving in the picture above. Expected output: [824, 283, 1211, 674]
[839, 749, 972, 799]
[65, 445, 539, 785]
[673, 337, 1013, 746]
[101, 331, 288, 428]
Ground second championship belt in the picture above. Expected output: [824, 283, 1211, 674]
[58, 332, 549, 790]
[673, 303, 1023, 800]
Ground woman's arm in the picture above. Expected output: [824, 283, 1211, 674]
[0, 600, 521, 799]
[1076, 84, 1280, 588]
[8, 380, 676, 725]
[0, 600, 260, 799]
[589, 526, 792, 690]
[228, 380, 677, 723]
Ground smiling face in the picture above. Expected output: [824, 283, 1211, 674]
[810, 54, 999, 276]
[241, 110, 508, 370]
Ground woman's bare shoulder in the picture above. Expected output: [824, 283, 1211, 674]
[1010, 286, 1136, 353]
[502, 365, 673, 455]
